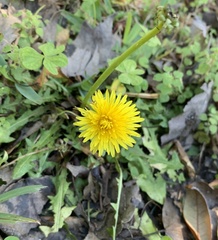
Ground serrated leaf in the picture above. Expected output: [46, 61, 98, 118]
[39, 226, 51, 237]
[60, 206, 76, 220]
[15, 83, 43, 104]
[50, 168, 71, 232]
[12, 154, 36, 179]
[137, 173, 166, 204]
[19, 47, 43, 70]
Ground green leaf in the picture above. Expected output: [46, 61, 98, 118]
[37, 43, 68, 75]
[12, 120, 61, 179]
[209, 125, 217, 135]
[49, 168, 73, 232]
[0, 66, 13, 80]
[61, 206, 76, 218]
[153, 73, 163, 81]
[157, 83, 172, 94]
[0, 212, 39, 224]
[117, 59, 144, 86]
[12, 154, 37, 180]
[119, 73, 143, 86]
[61, 11, 83, 32]
[0, 185, 44, 203]
[39, 226, 51, 238]
[0, 55, 7, 66]
[15, 83, 43, 105]
[173, 70, 183, 79]
[117, 59, 136, 72]
[5, 236, 20, 240]
[9, 107, 45, 134]
[39, 43, 65, 56]
[0, 151, 8, 166]
[110, 159, 123, 239]
[137, 173, 166, 204]
[134, 210, 163, 240]
[163, 66, 173, 72]
[19, 47, 43, 70]
[0, 117, 15, 143]
[43, 54, 68, 75]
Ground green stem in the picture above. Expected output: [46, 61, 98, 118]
[112, 157, 123, 240]
[82, 21, 165, 107]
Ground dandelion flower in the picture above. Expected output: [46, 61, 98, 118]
[74, 90, 144, 157]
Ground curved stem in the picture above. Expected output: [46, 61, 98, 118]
[82, 21, 165, 107]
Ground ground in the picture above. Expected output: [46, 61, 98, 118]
[0, 0, 217, 240]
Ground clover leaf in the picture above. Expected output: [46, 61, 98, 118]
[116, 59, 145, 86]
[19, 47, 43, 70]
[39, 43, 68, 75]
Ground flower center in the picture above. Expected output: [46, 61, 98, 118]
[99, 115, 113, 130]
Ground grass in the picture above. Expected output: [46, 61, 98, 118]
[0, 0, 217, 239]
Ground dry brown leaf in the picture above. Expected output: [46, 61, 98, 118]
[56, 28, 70, 46]
[36, 67, 68, 88]
[183, 187, 212, 240]
[83, 171, 100, 203]
[62, 16, 119, 78]
[161, 82, 213, 147]
[0, 5, 20, 52]
[84, 232, 100, 240]
[189, 181, 218, 239]
[209, 179, 218, 188]
[120, 181, 143, 224]
[174, 140, 195, 179]
[162, 198, 186, 240]
[0, 177, 54, 238]
[66, 163, 89, 178]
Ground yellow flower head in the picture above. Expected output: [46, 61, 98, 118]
[74, 90, 144, 157]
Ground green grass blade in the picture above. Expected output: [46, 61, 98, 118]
[0, 212, 40, 224]
[0, 185, 44, 203]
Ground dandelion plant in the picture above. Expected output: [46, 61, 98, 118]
[74, 90, 144, 156]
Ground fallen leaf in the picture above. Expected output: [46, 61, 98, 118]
[188, 181, 218, 239]
[0, 176, 54, 238]
[191, 16, 208, 38]
[84, 232, 100, 240]
[119, 181, 143, 224]
[203, 11, 218, 31]
[161, 81, 213, 146]
[66, 163, 89, 178]
[62, 16, 120, 77]
[56, 28, 70, 46]
[162, 198, 187, 240]
[0, 6, 20, 52]
[173, 140, 196, 179]
[183, 186, 212, 240]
